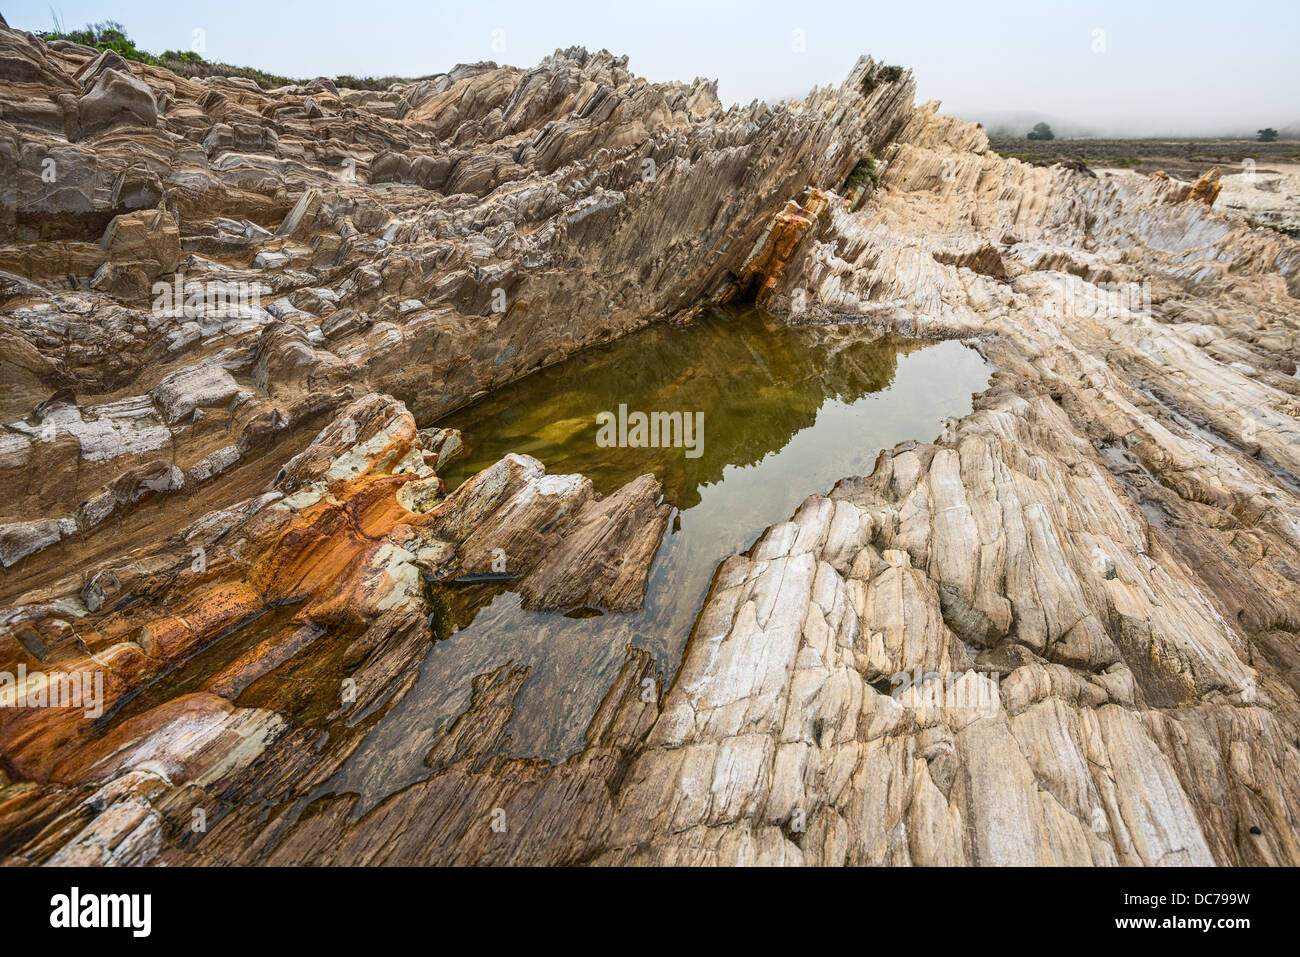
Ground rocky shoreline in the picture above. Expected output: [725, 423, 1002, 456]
[1, 17, 1298, 865]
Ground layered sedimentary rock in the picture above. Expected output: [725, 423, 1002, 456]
[1, 20, 1298, 865]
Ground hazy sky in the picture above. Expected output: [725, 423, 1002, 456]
[7, 0, 1298, 135]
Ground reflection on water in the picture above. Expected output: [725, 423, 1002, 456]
[329, 309, 990, 802]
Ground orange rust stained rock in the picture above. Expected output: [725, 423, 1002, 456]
[2, 33, 1299, 866]
[251, 521, 361, 605]
[1151, 166, 1222, 206]
[0, 641, 154, 782]
[49, 691, 283, 787]
[138, 582, 264, 660]
[341, 474, 424, 538]
[729, 192, 828, 303]
[202, 623, 324, 700]
[279, 403, 421, 494]
[249, 476, 420, 609]
[0, 407, 430, 790]
[1188, 166, 1222, 205]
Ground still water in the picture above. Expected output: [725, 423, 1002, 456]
[328, 309, 990, 800]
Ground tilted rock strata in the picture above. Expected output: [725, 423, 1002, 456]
[736, 102, 1300, 864]
[0, 22, 1298, 865]
[0, 392, 671, 863]
[0, 27, 912, 595]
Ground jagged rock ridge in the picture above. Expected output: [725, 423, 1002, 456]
[0, 23, 1298, 865]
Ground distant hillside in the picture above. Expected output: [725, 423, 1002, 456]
[960, 107, 1297, 140]
[37, 19, 408, 91]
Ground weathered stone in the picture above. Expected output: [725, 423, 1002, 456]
[77, 66, 157, 134]
[99, 208, 180, 276]
[0, 24, 1298, 869]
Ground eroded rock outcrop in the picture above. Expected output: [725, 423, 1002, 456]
[1, 23, 1298, 866]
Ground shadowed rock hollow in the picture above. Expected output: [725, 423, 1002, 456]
[1, 21, 1299, 866]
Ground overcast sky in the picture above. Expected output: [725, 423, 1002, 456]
[8, 0, 1298, 135]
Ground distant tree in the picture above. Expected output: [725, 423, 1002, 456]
[46, 20, 151, 61]
[37, 20, 302, 89]
[1258, 128, 1279, 142]
[1026, 122, 1056, 141]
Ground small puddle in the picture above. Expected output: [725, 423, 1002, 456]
[327, 308, 991, 804]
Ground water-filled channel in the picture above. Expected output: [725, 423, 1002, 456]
[327, 309, 991, 802]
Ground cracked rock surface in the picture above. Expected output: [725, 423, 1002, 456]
[1, 23, 1298, 865]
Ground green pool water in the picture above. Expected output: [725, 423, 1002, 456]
[326, 308, 991, 799]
